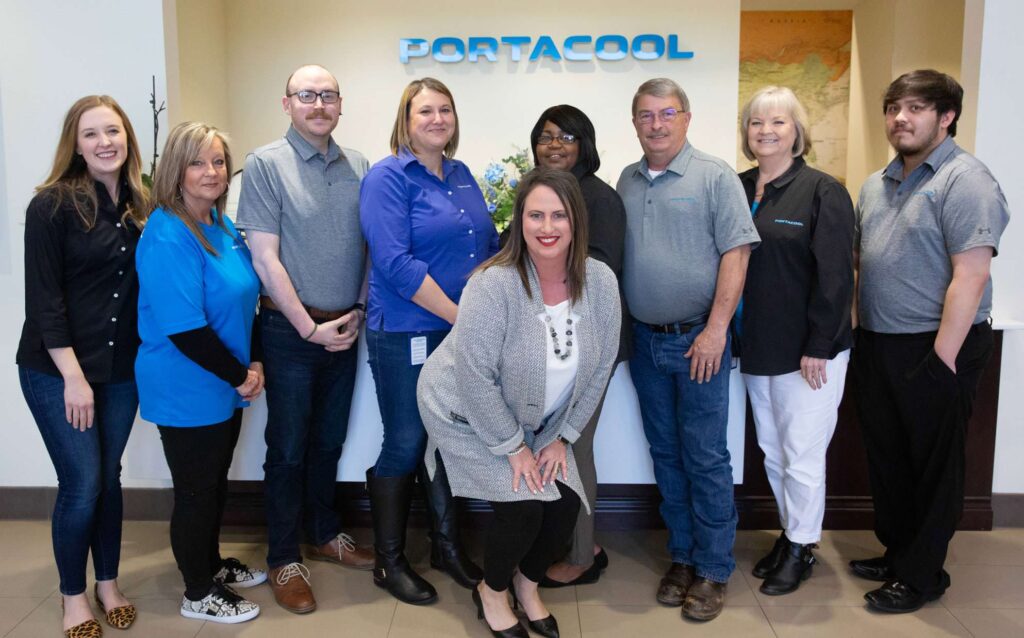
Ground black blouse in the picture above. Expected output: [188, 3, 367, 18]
[739, 158, 855, 376]
[17, 182, 141, 383]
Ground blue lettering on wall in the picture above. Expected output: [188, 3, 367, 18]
[399, 34, 694, 64]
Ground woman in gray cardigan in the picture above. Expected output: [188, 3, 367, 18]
[418, 168, 620, 638]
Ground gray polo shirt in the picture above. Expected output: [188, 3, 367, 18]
[616, 143, 759, 325]
[236, 126, 369, 311]
[856, 137, 1009, 333]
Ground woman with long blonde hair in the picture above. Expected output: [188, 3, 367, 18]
[17, 94, 149, 636]
[136, 122, 264, 624]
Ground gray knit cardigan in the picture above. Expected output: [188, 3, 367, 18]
[417, 257, 621, 512]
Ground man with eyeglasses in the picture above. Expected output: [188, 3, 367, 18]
[236, 64, 374, 615]
[851, 69, 1009, 613]
[616, 78, 758, 622]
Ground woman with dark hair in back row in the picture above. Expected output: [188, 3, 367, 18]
[524, 105, 629, 589]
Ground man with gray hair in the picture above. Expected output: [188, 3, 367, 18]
[236, 64, 374, 615]
[851, 69, 1009, 613]
[617, 78, 758, 621]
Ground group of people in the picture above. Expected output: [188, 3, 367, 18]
[16, 63, 1008, 638]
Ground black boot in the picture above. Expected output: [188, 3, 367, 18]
[367, 469, 438, 605]
[759, 541, 816, 596]
[752, 532, 790, 578]
[418, 455, 483, 589]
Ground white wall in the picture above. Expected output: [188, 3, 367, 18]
[0, 0, 169, 486]
[974, 0, 1024, 493]
[1, 0, 1022, 494]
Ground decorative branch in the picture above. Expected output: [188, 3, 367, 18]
[149, 75, 166, 178]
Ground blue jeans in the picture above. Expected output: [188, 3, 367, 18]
[629, 322, 737, 583]
[19, 366, 138, 595]
[366, 328, 449, 477]
[261, 309, 358, 568]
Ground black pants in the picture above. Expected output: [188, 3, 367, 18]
[158, 409, 243, 600]
[485, 482, 581, 591]
[852, 323, 992, 596]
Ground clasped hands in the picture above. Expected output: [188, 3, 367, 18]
[307, 309, 363, 352]
[508, 439, 568, 495]
[235, 362, 265, 401]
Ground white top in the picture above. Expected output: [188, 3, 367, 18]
[647, 168, 667, 179]
[539, 300, 580, 418]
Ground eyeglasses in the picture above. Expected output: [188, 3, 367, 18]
[287, 90, 341, 105]
[537, 133, 578, 145]
[636, 108, 682, 125]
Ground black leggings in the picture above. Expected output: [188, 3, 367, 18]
[158, 409, 242, 600]
[485, 482, 581, 590]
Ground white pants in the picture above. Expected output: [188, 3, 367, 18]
[743, 349, 850, 544]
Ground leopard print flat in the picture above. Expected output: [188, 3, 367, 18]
[94, 584, 136, 630]
[64, 618, 103, 638]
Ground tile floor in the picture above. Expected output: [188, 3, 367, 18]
[1, 521, 1022, 637]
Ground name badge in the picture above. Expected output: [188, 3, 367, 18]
[410, 336, 427, 365]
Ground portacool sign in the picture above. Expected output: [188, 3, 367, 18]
[399, 34, 694, 64]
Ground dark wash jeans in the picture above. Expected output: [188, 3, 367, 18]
[629, 322, 738, 583]
[853, 323, 992, 596]
[365, 327, 449, 477]
[19, 366, 138, 595]
[158, 410, 242, 600]
[261, 308, 358, 568]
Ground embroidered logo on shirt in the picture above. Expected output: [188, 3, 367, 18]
[457, 184, 473, 189]
[774, 219, 804, 227]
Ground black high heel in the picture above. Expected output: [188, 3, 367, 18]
[509, 581, 560, 638]
[472, 587, 528, 638]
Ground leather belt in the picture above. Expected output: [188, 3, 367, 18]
[260, 295, 351, 321]
[642, 315, 709, 335]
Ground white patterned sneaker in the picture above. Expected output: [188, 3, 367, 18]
[214, 557, 268, 588]
[180, 583, 260, 623]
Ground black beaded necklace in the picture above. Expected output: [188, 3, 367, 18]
[544, 309, 574, 361]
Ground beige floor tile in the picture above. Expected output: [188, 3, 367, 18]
[0, 521, 53, 559]
[196, 601, 395, 637]
[947, 608, 1024, 637]
[946, 529, 1024, 566]
[0, 558, 58, 598]
[579, 603, 775, 637]
[6, 595, 204, 638]
[0, 598, 45, 636]
[942, 564, 1024, 609]
[764, 605, 972, 637]
[387, 601, 486, 638]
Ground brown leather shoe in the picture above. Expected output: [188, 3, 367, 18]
[308, 532, 375, 570]
[656, 562, 696, 606]
[268, 563, 316, 614]
[682, 578, 726, 621]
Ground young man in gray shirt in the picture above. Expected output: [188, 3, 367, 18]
[852, 69, 1009, 613]
[236, 64, 373, 615]
[617, 78, 759, 622]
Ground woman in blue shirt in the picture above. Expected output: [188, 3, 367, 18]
[360, 77, 498, 605]
[136, 122, 264, 624]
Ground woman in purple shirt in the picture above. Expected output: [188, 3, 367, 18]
[360, 77, 498, 605]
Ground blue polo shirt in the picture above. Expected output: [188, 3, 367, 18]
[136, 208, 260, 426]
[360, 148, 498, 332]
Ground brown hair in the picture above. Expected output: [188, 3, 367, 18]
[389, 77, 459, 157]
[478, 168, 589, 304]
[883, 69, 964, 137]
[36, 95, 150, 230]
[151, 122, 233, 256]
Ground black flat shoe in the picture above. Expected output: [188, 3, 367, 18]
[759, 542, 816, 596]
[538, 560, 601, 588]
[527, 614, 559, 638]
[864, 580, 941, 613]
[594, 548, 609, 570]
[752, 532, 790, 579]
[472, 587, 528, 638]
[850, 556, 892, 582]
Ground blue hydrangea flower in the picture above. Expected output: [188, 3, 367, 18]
[484, 164, 505, 185]
[508, 178, 518, 188]
[487, 203, 497, 213]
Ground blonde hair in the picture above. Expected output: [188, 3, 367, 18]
[36, 95, 150, 230]
[740, 86, 812, 161]
[151, 122, 233, 255]
[389, 77, 459, 158]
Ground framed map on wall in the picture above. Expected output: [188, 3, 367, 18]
[738, 11, 853, 184]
